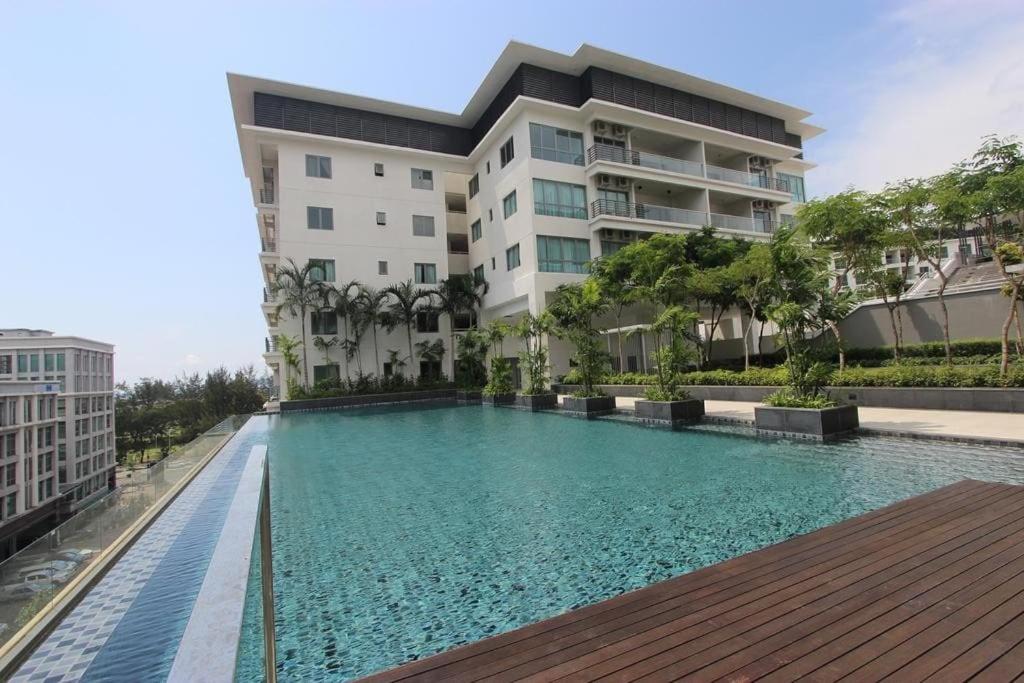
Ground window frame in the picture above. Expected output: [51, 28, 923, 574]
[308, 258, 336, 283]
[305, 154, 332, 179]
[529, 123, 584, 165]
[411, 168, 434, 190]
[468, 174, 480, 198]
[310, 310, 339, 335]
[376, 211, 386, 226]
[502, 190, 517, 219]
[414, 262, 437, 285]
[374, 162, 384, 177]
[537, 235, 592, 274]
[532, 179, 587, 219]
[505, 243, 521, 271]
[412, 215, 436, 237]
[470, 219, 482, 242]
[306, 206, 334, 231]
[499, 137, 514, 168]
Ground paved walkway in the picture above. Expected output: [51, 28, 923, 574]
[559, 396, 1024, 445]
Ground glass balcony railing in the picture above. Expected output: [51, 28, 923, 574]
[590, 199, 775, 234]
[587, 143, 791, 193]
[0, 417, 247, 659]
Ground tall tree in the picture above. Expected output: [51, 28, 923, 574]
[271, 258, 323, 388]
[548, 280, 611, 397]
[321, 279, 362, 379]
[797, 190, 887, 371]
[730, 243, 774, 371]
[383, 280, 431, 378]
[356, 286, 388, 377]
[590, 253, 639, 373]
[430, 274, 484, 381]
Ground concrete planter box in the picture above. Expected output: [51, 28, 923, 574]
[754, 404, 860, 440]
[561, 395, 617, 418]
[516, 393, 558, 411]
[482, 392, 516, 405]
[455, 389, 482, 403]
[634, 399, 705, 428]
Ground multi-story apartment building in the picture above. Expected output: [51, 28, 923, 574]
[0, 330, 116, 557]
[229, 42, 821, 385]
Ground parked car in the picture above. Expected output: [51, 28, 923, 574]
[0, 566, 73, 602]
[15, 561, 77, 578]
[56, 549, 97, 564]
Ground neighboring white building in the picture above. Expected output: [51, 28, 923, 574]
[229, 42, 821, 386]
[0, 330, 116, 556]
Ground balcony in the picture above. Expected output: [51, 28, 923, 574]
[265, 336, 279, 353]
[258, 184, 275, 205]
[587, 143, 791, 194]
[590, 199, 774, 235]
[260, 238, 277, 253]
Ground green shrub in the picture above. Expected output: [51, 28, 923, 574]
[844, 338, 1004, 362]
[763, 389, 836, 409]
[643, 386, 692, 401]
[676, 367, 790, 386]
[291, 373, 453, 399]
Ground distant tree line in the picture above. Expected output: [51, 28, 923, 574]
[115, 366, 269, 463]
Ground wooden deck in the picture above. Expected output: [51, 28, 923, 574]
[362, 479, 1024, 682]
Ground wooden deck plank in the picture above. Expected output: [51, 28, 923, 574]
[356, 480, 1024, 683]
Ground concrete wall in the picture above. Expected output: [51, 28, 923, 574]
[837, 287, 1010, 348]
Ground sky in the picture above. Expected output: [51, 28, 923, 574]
[2, 0, 1022, 383]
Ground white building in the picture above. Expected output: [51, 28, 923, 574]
[229, 42, 821, 387]
[0, 330, 116, 556]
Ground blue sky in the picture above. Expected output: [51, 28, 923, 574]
[3, 0, 1022, 382]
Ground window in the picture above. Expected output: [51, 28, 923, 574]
[378, 261, 388, 275]
[594, 135, 625, 149]
[777, 172, 806, 203]
[308, 259, 335, 282]
[499, 137, 514, 168]
[56, 353, 64, 371]
[506, 243, 521, 271]
[17, 355, 27, 374]
[940, 246, 950, 258]
[414, 263, 437, 285]
[5, 464, 13, 486]
[0, 356, 9, 374]
[415, 311, 440, 333]
[471, 219, 482, 242]
[374, 162, 384, 177]
[313, 364, 340, 383]
[307, 206, 334, 230]
[502, 191, 517, 219]
[44, 354, 54, 372]
[411, 168, 434, 190]
[488, 208, 493, 222]
[529, 123, 584, 165]
[491, 257, 496, 270]
[473, 264, 485, 284]
[537, 236, 592, 273]
[376, 211, 386, 226]
[305, 154, 332, 179]
[532, 179, 587, 219]
[468, 174, 480, 198]
[311, 310, 338, 335]
[412, 215, 436, 237]
[486, 161, 491, 174]
[30, 355, 38, 373]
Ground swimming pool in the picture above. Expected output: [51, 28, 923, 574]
[237, 404, 1024, 681]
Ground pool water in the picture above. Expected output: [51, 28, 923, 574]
[237, 404, 1024, 681]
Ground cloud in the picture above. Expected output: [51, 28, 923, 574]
[183, 353, 202, 366]
[812, 0, 1024, 196]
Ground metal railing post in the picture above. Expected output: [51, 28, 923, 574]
[259, 457, 277, 683]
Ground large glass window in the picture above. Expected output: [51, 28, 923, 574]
[305, 154, 332, 179]
[412, 215, 435, 237]
[502, 191, 517, 219]
[533, 179, 587, 219]
[529, 123, 584, 165]
[411, 168, 434, 190]
[505, 243, 520, 271]
[307, 206, 334, 230]
[468, 174, 479, 198]
[777, 172, 806, 203]
[313, 364, 340, 383]
[470, 219, 482, 242]
[537, 236, 592, 273]
[415, 312, 440, 333]
[311, 311, 338, 335]
[308, 259, 335, 282]
[414, 263, 437, 285]
[473, 264, 485, 284]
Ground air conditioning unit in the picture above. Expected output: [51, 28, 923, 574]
[593, 120, 610, 135]
[598, 173, 612, 186]
[615, 176, 630, 189]
[611, 124, 627, 138]
[752, 200, 773, 211]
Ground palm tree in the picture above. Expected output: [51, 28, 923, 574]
[356, 286, 388, 377]
[430, 275, 484, 381]
[321, 280, 362, 379]
[271, 258, 323, 388]
[382, 280, 430, 378]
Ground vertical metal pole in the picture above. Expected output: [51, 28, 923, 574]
[640, 332, 647, 373]
[259, 458, 277, 683]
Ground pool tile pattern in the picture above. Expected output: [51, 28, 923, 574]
[236, 405, 1024, 681]
[12, 417, 269, 683]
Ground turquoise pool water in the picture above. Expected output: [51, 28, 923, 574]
[237, 405, 1024, 681]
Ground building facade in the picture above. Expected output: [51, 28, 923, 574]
[0, 330, 116, 557]
[229, 42, 821, 387]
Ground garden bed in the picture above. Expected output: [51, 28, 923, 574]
[280, 389, 457, 412]
[754, 404, 860, 441]
[634, 399, 705, 428]
[561, 395, 616, 419]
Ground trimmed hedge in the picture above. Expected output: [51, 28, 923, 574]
[574, 364, 1024, 389]
[844, 338, 1004, 362]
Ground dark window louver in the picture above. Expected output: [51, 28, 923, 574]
[251, 62, 801, 155]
